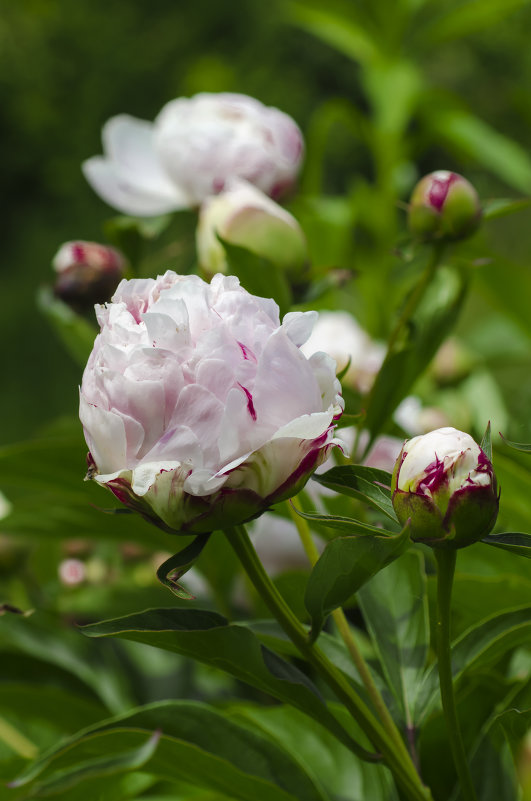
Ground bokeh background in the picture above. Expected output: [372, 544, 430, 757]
[3, 0, 531, 445]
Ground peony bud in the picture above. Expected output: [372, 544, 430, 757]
[391, 427, 498, 548]
[408, 171, 482, 241]
[53, 241, 125, 313]
[80, 271, 343, 534]
[83, 93, 304, 217]
[196, 179, 307, 274]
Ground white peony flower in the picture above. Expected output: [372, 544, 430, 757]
[80, 271, 343, 534]
[83, 93, 304, 217]
[196, 179, 307, 274]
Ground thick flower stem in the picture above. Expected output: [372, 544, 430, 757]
[224, 524, 432, 801]
[434, 548, 477, 801]
[287, 497, 410, 760]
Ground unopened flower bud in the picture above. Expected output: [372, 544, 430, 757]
[196, 180, 307, 275]
[391, 427, 498, 548]
[53, 241, 126, 313]
[408, 171, 482, 241]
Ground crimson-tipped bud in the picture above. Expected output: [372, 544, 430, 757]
[391, 427, 498, 548]
[408, 171, 482, 241]
[53, 241, 126, 313]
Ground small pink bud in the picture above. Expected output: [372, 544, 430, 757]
[53, 241, 126, 313]
[408, 171, 482, 241]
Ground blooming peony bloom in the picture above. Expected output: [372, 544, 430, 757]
[196, 179, 307, 275]
[82, 93, 304, 217]
[80, 271, 342, 533]
[391, 427, 498, 548]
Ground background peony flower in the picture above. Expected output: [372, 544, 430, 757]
[196, 179, 307, 274]
[300, 311, 385, 395]
[82, 93, 304, 217]
[80, 271, 342, 534]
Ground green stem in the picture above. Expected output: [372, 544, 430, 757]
[224, 524, 432, 801]
[387, 242, 445, 354]
[287, 497, 409, 759]
[434, 548, 477, 801]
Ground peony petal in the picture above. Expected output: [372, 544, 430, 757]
[83, 156, 188, 216]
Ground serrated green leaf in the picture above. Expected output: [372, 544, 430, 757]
[81, 609, 360, 755]
[482, 531, 531, 558]
[311, 465, 397, 522]
[305, 522, 411, 638]
[358, 551, 429, 726]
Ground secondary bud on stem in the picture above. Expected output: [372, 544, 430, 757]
[53, 241, 126, 313]
[391, 427, 498, 548]
[408, 171, 482, 241]
[196, 179, 307, 275]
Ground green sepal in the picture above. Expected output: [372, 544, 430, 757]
[157, 533, 211, 598]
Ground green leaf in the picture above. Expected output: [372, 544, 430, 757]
[432, 110, 531, 194]
[422, 0, 527, 45]
[285, 1, 379, 66]
[11, 701, 329, 801]
[81, 608, 360, 755]
[227, 703, 399, 801]
[364, 264, 468, 444]
[482, 531, 531, 558]
[305, 523, 411, 638]
[221, 240, 292, 319]
[358, 551, 429, 726]
[0, 420, 170, 548]
[157, 534, 212, 599]
[0, 611, 133, 715]
[480, 421, 492, 461]
[11, 730, 161, 796]
[104, 214, 172, 268]
[37, 286, 97, 366]
[482, 197, 531, 220]
[292, 507, 400, 537]
[415, 605, 531, 724]
[312, 465, 397, 522]
[500, 435, 531, 452]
